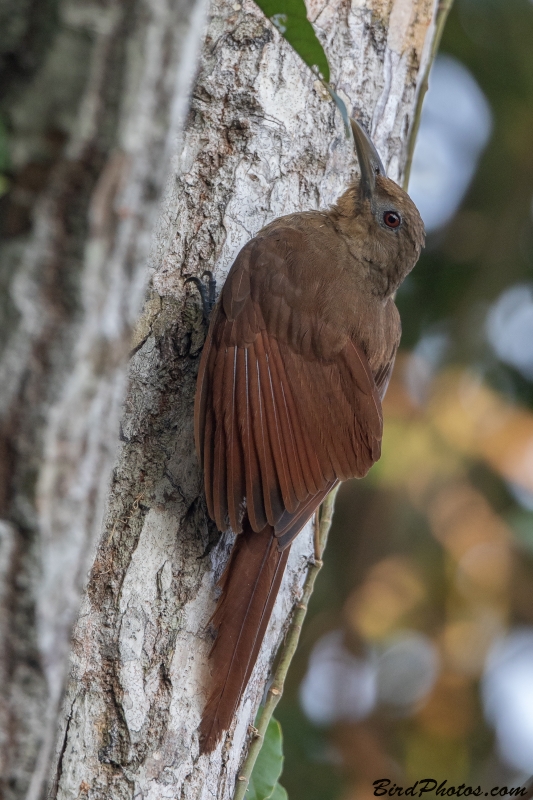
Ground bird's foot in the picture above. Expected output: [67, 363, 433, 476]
[184, 271, 216, 323]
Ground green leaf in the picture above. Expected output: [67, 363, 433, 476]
[508, 510, 533, 553]
[270, 782, 288, 800]
[0, 175, 10, 199]
[247, 717, 286, 800]
[253, 0, 330, 83]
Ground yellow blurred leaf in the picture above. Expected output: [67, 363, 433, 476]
[427, 483, 511, 560]
[441, 612, 505, 676]
[405, 730, 469, 784]
[345, 557, 426, 640]
[374, 418, 463, 497]
[415, 672, 475, 739]
[428, 369, 533, 494]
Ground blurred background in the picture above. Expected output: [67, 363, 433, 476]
[278, 0, 533, 796]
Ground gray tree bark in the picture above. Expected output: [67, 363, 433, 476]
[0, 0, 209, 797]
[0, 0, 438, 798]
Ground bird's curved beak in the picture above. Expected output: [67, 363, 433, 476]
[350, 117, 386, 199]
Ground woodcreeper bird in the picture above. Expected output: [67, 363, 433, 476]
[192, 117, 425, 753]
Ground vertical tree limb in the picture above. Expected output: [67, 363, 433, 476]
[0, 0, 209, 796]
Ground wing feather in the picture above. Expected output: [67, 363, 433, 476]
[211, 341, 228, 531]
[265, 335, 308, 502]
[194, 227, 385, 542]
[238, 347, 267, 531]
[254, 332, 298, 514]
[224, 345, 245, 532]
[248, 341, 282, 527]
[268, 337, 323, 495]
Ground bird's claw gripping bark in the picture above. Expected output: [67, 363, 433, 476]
[184, 271, 216, 323]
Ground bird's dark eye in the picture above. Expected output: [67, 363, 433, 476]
[383, 210, 401, 229]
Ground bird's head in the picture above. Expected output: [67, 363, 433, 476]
[332, 118, 425, 297]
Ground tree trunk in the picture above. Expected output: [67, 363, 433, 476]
[0, 0, 209, 797]
[0, 0, 438, 797]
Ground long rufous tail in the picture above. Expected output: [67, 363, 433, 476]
[199, 520, 290, 754]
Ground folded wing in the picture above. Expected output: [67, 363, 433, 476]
[194, 226, 384, 546]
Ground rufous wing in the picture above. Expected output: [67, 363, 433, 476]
[194, 226, 384, 544]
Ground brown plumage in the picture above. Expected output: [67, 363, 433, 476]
[194, 119, 425, 753]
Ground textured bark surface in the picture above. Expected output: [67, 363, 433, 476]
[0, 0, 209, 797]
[0, 0, 438, 797]
[47, 0, 437, 797]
